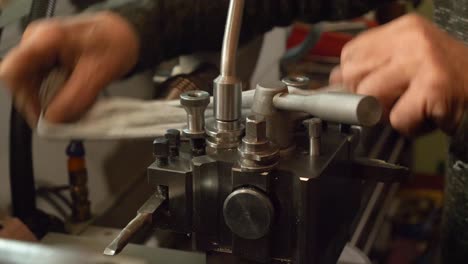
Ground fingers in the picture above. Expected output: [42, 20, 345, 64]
[13, 85, 41, 127]
[0, 22, 64, 126]
[389, 82, 425, 136]
[44, 57, 112, 123]
[329, 66, 342, 85]
[355, 62, 410, 115]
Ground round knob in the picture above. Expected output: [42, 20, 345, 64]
[223, 188, 274, 240]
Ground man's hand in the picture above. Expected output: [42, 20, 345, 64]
[0, 217, 37, 242]
[330, 14, 468, 136]
[0, 11, 139, 126]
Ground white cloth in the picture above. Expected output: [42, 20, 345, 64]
[37, 96, 252, 140]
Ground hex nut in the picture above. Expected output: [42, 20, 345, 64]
[245, 115, 267, 142]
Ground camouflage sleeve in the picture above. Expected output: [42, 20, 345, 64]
[441, 111, 468, 262]
[109, 0, 390, 73]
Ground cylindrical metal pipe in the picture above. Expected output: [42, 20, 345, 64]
[273, 92, 382, 127]
[213, 81, 242, 122]
[220, 0, 244, 78]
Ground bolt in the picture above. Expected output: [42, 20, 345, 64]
[165, 129, 181, 157]
[303, 118, 322, 138]
[165, 129, 181, 146]
[245, 115, 267, 142]
[303, 118, 322, 156]
[153, 137, 169, 166]
[190, 138, 206, 157]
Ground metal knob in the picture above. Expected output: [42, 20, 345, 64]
[223, 188, 274, 240]
[303, 118, 322, 156]
[180, 90, 210, 138]
[153, 137, 169, 166]
[238, 115, 279, 172]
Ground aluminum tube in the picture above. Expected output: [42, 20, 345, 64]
[273, 92, 382, 127]
[213, 81, 242, 121]
[220, 0, 244, 77]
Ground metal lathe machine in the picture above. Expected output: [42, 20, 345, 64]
[99, 0, 408, 263]
[0, 0, 408, 263]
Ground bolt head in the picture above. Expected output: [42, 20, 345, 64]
[153, 137, 169, 157]
[165, 129, 181, 145]
[245, 115, 267, 141]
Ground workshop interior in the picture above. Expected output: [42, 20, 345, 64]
[0, 0, 446, 264]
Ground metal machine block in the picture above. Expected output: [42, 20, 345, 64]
[147, 157, 193, 233]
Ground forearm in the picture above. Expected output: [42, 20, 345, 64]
[111, 0, 389, 72]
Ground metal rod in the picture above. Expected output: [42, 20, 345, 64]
[220, 0, 244, 78]
[272, 92, 382, 127]
[349, 126, 393, 247]
[363, 137, 406, 254]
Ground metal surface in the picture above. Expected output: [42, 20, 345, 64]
[0, 237, 145, 264]
[273, 92, 382, 127]
[180, 90, 210, 138]
[104, 192, 166, 256]
[42, 232, 206, 264]
[223, 187, 274, 240]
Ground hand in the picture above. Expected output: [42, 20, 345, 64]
[0, 217, 37, 242]
[330, 14, 468, 136]
[0, 11, 139, 126]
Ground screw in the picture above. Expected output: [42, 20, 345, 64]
[190, 138, 206, 157]
[165, 129, 181, 157]
[153, 137, 169, 166]
[245, 115, 267, 142]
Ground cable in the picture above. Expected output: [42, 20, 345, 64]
[8, 0, 59, 238]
